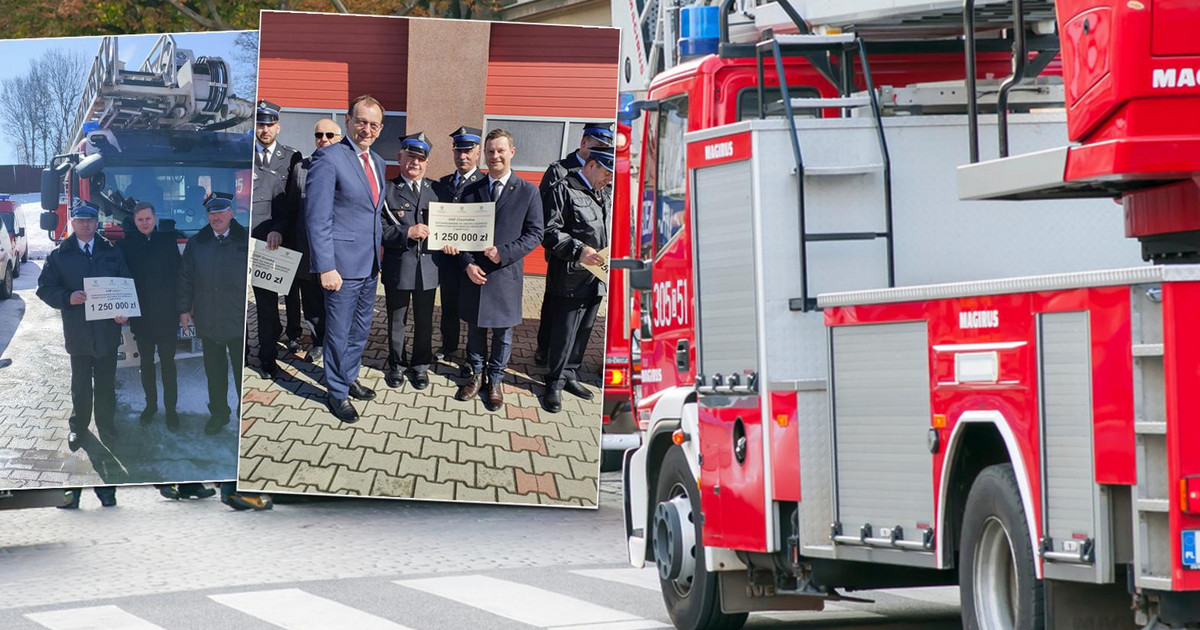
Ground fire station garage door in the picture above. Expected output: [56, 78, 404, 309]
[831, 321, 934, 549]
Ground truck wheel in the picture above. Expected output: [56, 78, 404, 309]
[653, 445, 747, 630]
[0, 265, 11, 300]
[600, 449, 623, 472]
[960, 463, 1044, 630]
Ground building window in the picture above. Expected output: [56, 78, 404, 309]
[485, 117, 617, 173]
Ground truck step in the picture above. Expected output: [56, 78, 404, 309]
[1132, 343, 1164, 357]
[805, 231, 888, 242]
[804, 163, 884, 176]
[771, 33, 857, 48]
[1134, 421, 1166, 435]
[1135, 499, 1170, 513]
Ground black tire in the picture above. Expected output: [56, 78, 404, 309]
[600, 448, 624, 472]
[0, 265, 12, 300]
[655, 445, 748, 630]
[960, 463, 1044, 630]
[11, 259, 19, 278]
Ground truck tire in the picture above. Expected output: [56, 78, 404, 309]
[960, 463, 1044, 630]
[0, 264, 12, 300]
[11, 258, 19, 278]
[653, 445, 747, 630]
[601, 449, 623, 472]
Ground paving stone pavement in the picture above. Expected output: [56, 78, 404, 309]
[240, 276, 606, 506]
[0, 261, 239, 489]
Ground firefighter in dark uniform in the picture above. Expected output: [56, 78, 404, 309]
[250, 99, 303, 378]
[382, 132, 442, 390]
[534, 122, 615, 366]
[435, 125, 486, 366]
[36, 201, 132, 450]
[540, 146, 614, 413]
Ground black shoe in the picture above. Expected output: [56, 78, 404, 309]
[541, 388, 563, 413]
[205, 415, 230, 435]
[139, 405, 157, 424]
[99, 495, 117, 508]
[384, 366, 404, 389]
[165, 410, 180, 433]
[348, 380, 376, 401]
[67, 431, 83, 452]
[308, 346, 324, 364]
[286, 339, 302, 355]
[158, 485, 181, 500]
[563, 379, 595, 401]
[410, 370, 429, 390]
[179, 484, 216, 500]
[262, 361, 283, 379]
[326, 396, 359, 423]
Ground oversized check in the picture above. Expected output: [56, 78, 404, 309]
[250, 239, 302, 294]
[84, 276, 141, 321]
[427, 202, 495, 250]
[582, 246, 610, 282]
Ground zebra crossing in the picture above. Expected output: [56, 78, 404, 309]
[16, 566, 961, 630]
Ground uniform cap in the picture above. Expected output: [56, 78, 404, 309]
[204, 192, 234, 213]
[256, 100, 281, 124]
[400, 132, 431, 158]
[582, 122, 615, 147]
[450, 126, 483, 150]
[586, 145, 616, 172]
[70, 200, 100, 220]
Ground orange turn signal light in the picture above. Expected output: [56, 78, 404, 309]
[672, 429, 689, 445]
[775, 413, 789, 427]
[1183, 476, 1200, 514]
[932, 414, 947, 429]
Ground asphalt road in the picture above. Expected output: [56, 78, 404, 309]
[0, 474, 963, 629]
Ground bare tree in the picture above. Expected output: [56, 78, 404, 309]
[0, 74, 41, 166]
[231, 30, 260, 101]
[33, 49, 90, 161]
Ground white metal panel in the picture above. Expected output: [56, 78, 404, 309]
[832, 321, 934, 545]
[693, 160, 758, 378]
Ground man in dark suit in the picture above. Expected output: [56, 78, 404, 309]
[382, 132, 440, 390]
[36, 201, 131, 450]
[534, 122, 614, 366]
[435, 125, 486, 364]
[291, 118, 343, 364]
[541, 146, 613, 413]
[116, 202, 182, 430]
[305, 95, 387, 423]
[450, 129, 543, 411]
[250, 100, 303, 378]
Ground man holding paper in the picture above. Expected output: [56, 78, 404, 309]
[539, 146, 614, 414]
[381, 132, 441, 390]
[36, 202, 131, 450]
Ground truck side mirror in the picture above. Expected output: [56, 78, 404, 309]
[40, 169, 59, 211]
[612, 258, 653, 291]
[40, 211, 59, 233]
[75, 153, 105, 179]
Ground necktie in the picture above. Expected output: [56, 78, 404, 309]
[84, 243, 91, 257]
[361, 153, 379, 206]
[217, 234, 227, 243]
[491, 180, 502, 203]
[454, 174, 461, 189]
[411, 181, 419, 196]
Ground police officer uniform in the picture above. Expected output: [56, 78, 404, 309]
[382, 132, 441, 389]
[540, 147, 613, 413]
[36, 202, 132, 449]
[435, 126, 486, 362]
[250, 100, 303, 375]
[535, 122, 615, 366]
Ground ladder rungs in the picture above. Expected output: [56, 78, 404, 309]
[1133, 343, 1164, 357]
[806, 231, 887, 242]
[1136, 499, 1170, 513]
[789, 96, 872, 109]
[1134, 421, 1166, 435]
[805, 164, 883, 176]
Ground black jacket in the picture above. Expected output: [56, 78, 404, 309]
[251, 143, 303, 243]
[381, 177, 441, 292]
[117, 230, 182, 340]
[178, 220, 249, 343]
[438, 168, 486, 203]
[292, 156, 314, 279]
[36, 234, 131, 357]
[544, 172, 609, 298]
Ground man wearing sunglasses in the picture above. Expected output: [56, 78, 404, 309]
[289, 118, 343, 364]
[250, 100, 303, 379]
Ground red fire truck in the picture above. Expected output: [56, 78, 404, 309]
[615, 1, 1200, 628]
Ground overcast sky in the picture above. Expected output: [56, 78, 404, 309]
[0, 30, 253, 164]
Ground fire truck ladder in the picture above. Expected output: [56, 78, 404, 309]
[754, 33, 896, 312]
[69, 35, 249, 149]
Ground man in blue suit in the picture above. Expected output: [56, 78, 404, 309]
[450, 129, 544, 411]
[305, 94, 387, 423]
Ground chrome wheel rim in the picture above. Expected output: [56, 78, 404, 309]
[653, 482, 696, 597]
[973, 516, 1019, 630]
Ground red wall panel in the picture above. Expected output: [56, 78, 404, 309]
[258, 12, 408, 112]
[485, 23, 620, 119]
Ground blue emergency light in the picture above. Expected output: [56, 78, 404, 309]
[679, 6, 720, 58]
[82, 121, 100, 135]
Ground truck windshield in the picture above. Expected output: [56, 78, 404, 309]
[97, 165, 244, 237]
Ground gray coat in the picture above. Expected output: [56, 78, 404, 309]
[177, 220, 249, 343]
[36, 235, 131, 357]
